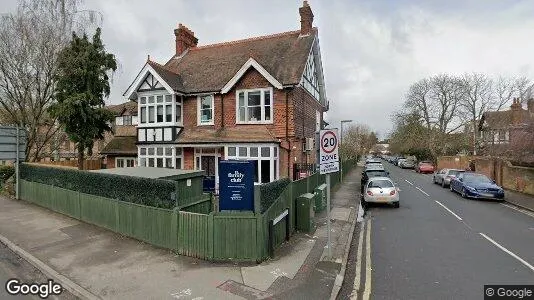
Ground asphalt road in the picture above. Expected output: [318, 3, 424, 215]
[347, 161, 534, 300]
[0, 243, 75, 300]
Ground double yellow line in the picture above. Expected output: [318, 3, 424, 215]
[350, 218, 372, 300]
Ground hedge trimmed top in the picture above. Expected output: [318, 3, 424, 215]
[20, 164, 177, 209]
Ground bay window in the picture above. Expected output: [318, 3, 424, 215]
[225, 145, 279, 183]
[236, 88, 273, 123]
[138, 93, 182, 125]
[138, 146, 184, 169]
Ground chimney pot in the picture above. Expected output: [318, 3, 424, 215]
[299, 0, 314, 36]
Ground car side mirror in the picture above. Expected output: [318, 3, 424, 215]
[492, 180, 496, 184]
[459, 178, 463, 182]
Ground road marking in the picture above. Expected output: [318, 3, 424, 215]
[479, 233, 534, 272]
[416, 187, 430, 196]
[350, 221, 366, 299]
[435, 200, 463, 221]
[404, 179, 413, 186]
[363, 219, 372, 300]
[501, 203, 534, 218]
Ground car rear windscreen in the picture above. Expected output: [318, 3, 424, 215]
[368, 180, 394, 188]
[366, 171, 388, 177]
[449, 170, 462, 176]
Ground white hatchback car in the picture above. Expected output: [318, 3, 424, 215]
[362, 177, 399, 208]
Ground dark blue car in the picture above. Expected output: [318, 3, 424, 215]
[449, 173, 505, 200]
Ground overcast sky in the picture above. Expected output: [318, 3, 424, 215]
[4, 0, 534, 139]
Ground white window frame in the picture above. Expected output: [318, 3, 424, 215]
[138, 91, 182, 128]
[236, 88, 274, 124]
[137, 146, 183, 169]
[224, 144, 279, 183]
[115, 157, 136, 168]
[197, 95, 215, 125]
[115, 116, 123, 126]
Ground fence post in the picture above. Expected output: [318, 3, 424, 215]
[208, 212, 214, 260]
[285, 207, 290, 241]
[171, 208, 179, 251]
[268, 219, 274, 258]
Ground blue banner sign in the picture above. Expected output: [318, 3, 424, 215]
[219, 160, 255, 211]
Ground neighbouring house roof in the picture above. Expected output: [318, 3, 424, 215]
[175, 126, 278, 144]
[141, 29, 317, 94]
[106, 101, 138, 116]
[480, 109, 532, 130]
[100, 136, 137, 155]
[90, 167, 204, 180]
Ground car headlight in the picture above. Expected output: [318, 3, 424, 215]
[465, 186, 476, 191]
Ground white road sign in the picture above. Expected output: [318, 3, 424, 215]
[319, 129, 339, 174]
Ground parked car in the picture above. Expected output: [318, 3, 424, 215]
[399, 159, 416, 169]
[362, 177, 399, 208]
[392, 157, 404, 166]
[364, 163, 384, 170]
[361, 168, 390, 192]
[433, 169, 464, 187]
[415, 161, 435, 173]
[449, 173, 505, 200]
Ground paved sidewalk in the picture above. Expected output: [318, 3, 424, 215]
[0, 170, 360, 300]
[505, 189, 534, 211]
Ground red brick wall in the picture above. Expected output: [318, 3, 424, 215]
[183, 147, 194, 170]
[106, 156, 116, 168]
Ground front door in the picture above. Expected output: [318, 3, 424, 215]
[201, 156, 216, 176]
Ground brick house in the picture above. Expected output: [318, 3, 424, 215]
[100, 100, 139, 168]
[122, 1, 328, 187]
[479, 98, 534, 159]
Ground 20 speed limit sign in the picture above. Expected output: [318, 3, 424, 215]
[319, 129, 340, 174]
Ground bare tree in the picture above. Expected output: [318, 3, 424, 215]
[0, 0, 101, 161]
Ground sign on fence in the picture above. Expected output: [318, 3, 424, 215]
[0, 126, 26, 160]
[218, 160, 255, 211]
[319, 129, 339, 174]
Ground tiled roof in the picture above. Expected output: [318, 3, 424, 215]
[100, 136, 137, 155]
[106, 101, 138, 116]
[151, 29, 316, 93]
[175, 126, 278, 144]
[482, 109, 532, 129]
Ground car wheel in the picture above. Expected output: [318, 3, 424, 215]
[393, 202, 400, 208]
[450, 184, 454, 192]
[461, 188, 467, 198]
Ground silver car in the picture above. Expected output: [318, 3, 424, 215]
[433, 169, 464, 187]
[362, 177, 399, 208]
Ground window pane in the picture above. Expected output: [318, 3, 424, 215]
[156, 147, 163, 156]
[157, 95, 163, 103]
[250, 147, 258, 157]
[165, 148, 172, 156]
[115, 116, 123, 126]
[175, 158, 182, 169]
[252, 160, 259, 183]
[175, 147, 183, 156]
[140, 148, 146, 155]
[265, 106, 271, 121]
[140, 107, 146, 123]
[148, 158, 154, 167]
[148, 148, 155, 155]
[157, 158, 163, 168]
[273, 147, 278, 157]
[239, 147, 247, 157]
[140, 97, 146, 104]
[117, 159, 124, 168]
[239, 107, 246, 122]
[165, 158, 173, 168]
[165, 94, 172, 103]
[261, 160, 271, 183]
[228, 147, 236, 156]
[248, 91, 261, 106]
[166, 105, 172, 122]
[148, 106, 155, 123]
[274, 160, 278, 179]
[127, 160, 133, 167]
[176, 105, 182, 122]
[124, 115, 132, 125]
[148, 96, 154, 104]
[261, 147, 270, 157]
[157, 105, 163, 122]
[264, 90, 271, 105]
[238, 92, 245, 106]
[139, 158, 146, 167]
[248, 107, 261, 121]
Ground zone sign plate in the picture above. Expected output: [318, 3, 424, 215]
[319, 129, 339, 165]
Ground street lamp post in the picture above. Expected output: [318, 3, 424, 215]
[340, 119, 353, 182]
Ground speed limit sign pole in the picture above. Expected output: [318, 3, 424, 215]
[318, 128, 340, 258]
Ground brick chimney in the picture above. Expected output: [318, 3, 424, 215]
[174, 23, 198, 56]
[299, 1, 314, 36]
[510, 97, 522, 125]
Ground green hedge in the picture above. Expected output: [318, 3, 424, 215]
[20, 164, 176, 209]
[260, 178, 290, 213]
[0, 165, 15, 183]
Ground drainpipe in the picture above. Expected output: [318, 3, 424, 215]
[220, 93, 224, 128]
[286, 89, 291, 178]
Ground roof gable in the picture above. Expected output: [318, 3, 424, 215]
[123, 62, 178, 99]
[221, 58, 282, 94]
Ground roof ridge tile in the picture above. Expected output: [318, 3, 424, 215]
[191, 29, 302, 50]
